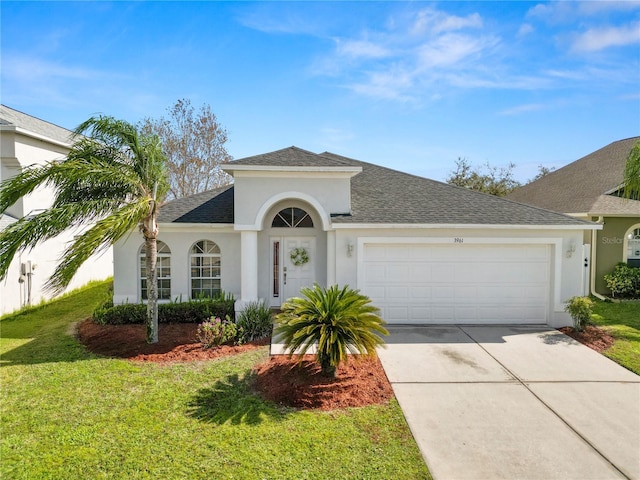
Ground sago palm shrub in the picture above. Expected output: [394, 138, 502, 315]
[275, 284, 388, 377]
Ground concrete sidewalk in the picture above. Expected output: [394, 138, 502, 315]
[378, 325, 640, 480]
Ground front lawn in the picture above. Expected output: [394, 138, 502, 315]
[591, 299, 640, 375]
[0, 281, 430, 479]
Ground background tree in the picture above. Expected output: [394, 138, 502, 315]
[622, 140, 640, 200]
[140, 99, 232, 199]
[0, 116, 169, 343]
[529, 164, 555, 183]
[446, 157, 521, 197]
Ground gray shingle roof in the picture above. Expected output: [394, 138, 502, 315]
[159, 146, 592, 227]
[321, 152, 589, 225]
[229, 146, 352, 167]
[0, 105, 75, 146]
[158, 184, 234, 223]
[507, 137, 640, 215]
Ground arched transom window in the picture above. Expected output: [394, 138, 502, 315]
[271, 207, 313, 228]
[140, 240, 171, 300]
[190, 240, 221, 299]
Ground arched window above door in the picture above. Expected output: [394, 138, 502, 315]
[271, 207, 314, 228]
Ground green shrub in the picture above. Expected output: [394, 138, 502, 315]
[604, 263, 640, 298]
[564, 296, 594, 332]
[92, 296, 235, 325]
[275, 284, 388, 377]
[236, 301, 273, 344]
[195, 316, 237, 348]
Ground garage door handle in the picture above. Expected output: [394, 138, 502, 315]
[284, 267, 287, 285]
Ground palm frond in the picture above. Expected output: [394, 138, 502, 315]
[45, 199, 149, 293]
[275, 284, 388, 376]
[623, 140, 640, 200]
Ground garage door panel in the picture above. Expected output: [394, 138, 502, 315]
[387, 286, 409, 299]
[364, 264, 387, 282]
[362, 243, 550, 324]
[432, 264, 456, 282]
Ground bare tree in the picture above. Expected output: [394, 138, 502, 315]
[528, 164, 555, 183]
[140, 99, 232, 199]
[446, 157, 521, 197]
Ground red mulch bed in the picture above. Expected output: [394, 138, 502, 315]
[253, 355, 393, 411]
[77, 319, 268, 362]
[558, 325, 616, 353]
[77, 319, 393, 410]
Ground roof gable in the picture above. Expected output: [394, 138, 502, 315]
[507, 137, 640, 215]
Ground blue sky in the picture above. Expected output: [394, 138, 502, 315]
[2, 1, 639, 182]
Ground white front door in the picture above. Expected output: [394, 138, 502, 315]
[270, 237, 316, 306]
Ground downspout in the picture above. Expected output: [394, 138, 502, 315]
[590, 216, 607, 300]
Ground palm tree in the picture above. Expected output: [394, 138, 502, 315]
[274, 284, 388, 377]
[0, 116, 169, 343]
[622, 140, 640, 200]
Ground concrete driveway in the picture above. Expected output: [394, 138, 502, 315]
[378, 325, 640, 480]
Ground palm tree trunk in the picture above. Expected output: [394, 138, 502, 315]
[319, 352, 336, 378]
[145, 235, 159, 343]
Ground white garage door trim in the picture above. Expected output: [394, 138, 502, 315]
[357, 237, 563, 324]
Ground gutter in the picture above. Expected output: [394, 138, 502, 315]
[590, 216, 607, 300]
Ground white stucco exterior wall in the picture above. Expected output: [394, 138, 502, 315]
[113, 227, 241, 304]
[232, 173, 352, 227]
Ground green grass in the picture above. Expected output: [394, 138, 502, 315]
[1, 280, 430, 479]
[591, 299, 640, 375]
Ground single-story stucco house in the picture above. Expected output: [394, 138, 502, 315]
[113, 146, 600, 327]
[508, 137, 640, 297]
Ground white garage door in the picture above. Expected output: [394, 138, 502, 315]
[361, 243, 550, 324]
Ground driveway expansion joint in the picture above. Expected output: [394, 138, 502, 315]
[456, 325, 634, 480]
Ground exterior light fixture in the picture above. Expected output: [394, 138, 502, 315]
[347, 242, 354, 257]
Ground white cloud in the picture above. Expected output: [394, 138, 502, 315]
[411, 8, 483, 35]
[527, 1, 640, 22]
[348, 67, 415, 102]
[571, 22, 640, 52]
[3, 56, 103, 82]
[619, 92, 640, 101]
[499, 103, 546, 116]
[335, 39, 390, 59]
[416, 33, 493, 69]
[517, 23, 534, 37]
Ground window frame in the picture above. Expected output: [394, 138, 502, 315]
[189, 240, 222, 299]
[139, 240, 172, 302]
[271, 207, 314, 228]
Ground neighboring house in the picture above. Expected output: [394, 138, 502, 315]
[114, 146, 599, 327]
[508, 137, 640, 297]
[0, 105, 113, 315]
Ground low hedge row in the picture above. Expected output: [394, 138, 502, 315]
[93, 298, 236, 325]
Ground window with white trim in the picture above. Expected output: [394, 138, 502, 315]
[627, 227, 640, 265]
[271, 207, 313, 228]
[140, 240, 171, 300]
[190, 240, 221, 299]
